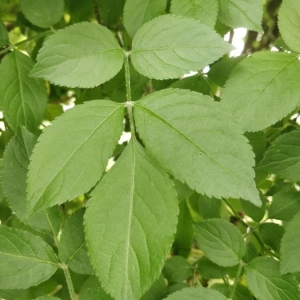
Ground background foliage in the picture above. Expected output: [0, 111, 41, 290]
[1, 0, 300, 299]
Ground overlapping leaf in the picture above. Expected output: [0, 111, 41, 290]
[96, 0, 125, 27]
[58, 209, 93, 275]
[162, 286, 227, 300]
[31, 22, 125, 88]
[131, 15, 232, 79]
[171, 0, 218, 27]
[0, 19, 9, 47]
[84, 139, 178, 300]
[0, 51, 48, 132]
[257, 130, 300, 182]
[194, 219, 246, 267]
[268, 187, 300, 221]
[281, 211, 300, 274]
[0, 226, 59, 289]
[218, 0, 263, 32]
[27, 100, 124, 215]
[20, 0, 64, 28]
[1, 127, 61, 236]
[245, 257, 300, 300]
[278, 0, 300, 53]
[124, 0, 167, 37]
[221, 52, 300, 132]
[134, 89, 260, 205]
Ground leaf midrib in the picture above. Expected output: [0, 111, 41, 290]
[136, 104, 242, 185]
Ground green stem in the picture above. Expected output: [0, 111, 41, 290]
[229, 261, 244, 299]
[0, 30, 51, 56]
[124, 52, 135, 136]
[62, 264, 76, 300]
[124, 52, 132, 102]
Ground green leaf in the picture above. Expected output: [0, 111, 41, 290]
[257, 130, 300, 182]
[84, 139, 178, 300]
[278, 0, 300, 53]
[34, 297, 61, 300]
[131, 15, 232, 79]
[218, 0, 263, 32]
[197, 256, 228, 279]
[171, 0, 218, 27]
[0, 18, 9, 47]
[0, 226, 59, 289]
[2, 127, 37, 222]
[141, 276, 167, 300]
[258, 223, 284, 253]
[1, 127, 61, 236]
[134, 89, 260, 205]
[268, 187, 300, 221]
[124, 0, 167, 37]
[234, 284, 253, 300]
[65, 0, 94, 24]
[58, 209, 93, 275]
[221, 52, 300, 132]
[245, 257, 300, 300]
[281, 211, 300, 274]
[27, 100, 124, 215]
[170, 75, 215, 96]
[240, 194, 266, 223]
[20, 0, 64, 28]
[190, 194, 222, 219]
[162, 286, 227, 300]
[208, 56, 244, 88]
[0, 51, 48, 132]
[173, 199, 193, 257]
[80, 287, 113, 300]
[96, 0, 125, 27]
[163, 257, 193, 283]
[244, 131, 267, 164]
[194, 219, 246, 267]
[31, 22, 125, 88]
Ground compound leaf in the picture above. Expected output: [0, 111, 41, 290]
[278, 0, 300, 53]
[194, 219, 246, 267]
[20, 0, 64, 28]
[27, 100, 124, 215]
[58, 209, 93, 275]
[84, 139, 178, 300]
[281, 211, 300, 274]
[257, 130, 300, 183]
[0, 51, 48, 132]
[0, 226, 59, 289]
[31, 22, 124, 88]
[162, 286, 227, 300]
[171, 0, 219, 27]
[124, 0, 167, 37]
[221, 52, 300, 132]
[218, 0, 263, 32]
[134, 89, 260, 205]
[131, 15, 232, 80]
[245, 257, 300, 300]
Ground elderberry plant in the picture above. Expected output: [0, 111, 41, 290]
[0, 0, 300, 299]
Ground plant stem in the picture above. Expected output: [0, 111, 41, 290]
[0, 30, 51, 56]
[124, 52, 132, 102]
[124, 52, 135, 136]
[229, 261, 244, 299]
[62, 264, 76, 300]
